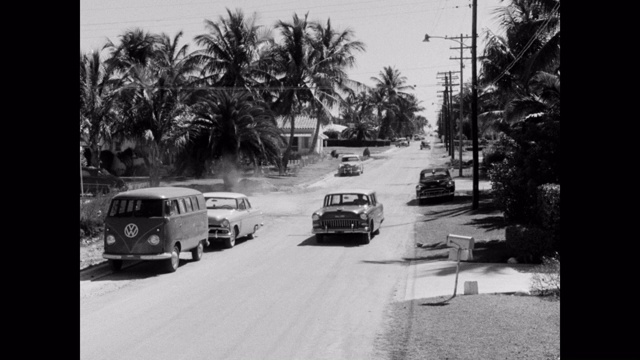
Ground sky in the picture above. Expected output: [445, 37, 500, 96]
[80, 0, 506, 126]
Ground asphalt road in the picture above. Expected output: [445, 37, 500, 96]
[80, 141, 436, 360]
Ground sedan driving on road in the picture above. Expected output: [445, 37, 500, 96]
[337, 154, 364, 176]
[312, 189, 384, 245]
[415, 168, 455, 204]
[203, 192, 264, 248]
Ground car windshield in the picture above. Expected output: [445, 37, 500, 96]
[342, 157, 359, 162]
[108, 199, 164, 217]
[325, 193, 370, 206]
[421, 171, 449, 181]
[205, 197, 237, 210]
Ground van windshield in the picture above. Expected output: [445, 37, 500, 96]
[108, 199, 164, 217]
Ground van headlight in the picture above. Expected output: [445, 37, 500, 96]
[222, 219, 230, 228]
[147, 234, 160, 245]
[106, 235, 116, 245]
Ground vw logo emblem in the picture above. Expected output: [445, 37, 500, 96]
[124, 224, 139, 238]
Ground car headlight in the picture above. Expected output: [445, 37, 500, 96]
[447, 181, 455, 187]
[147, 234, 160, 245]
[312, 214, 320, 221]
[359, 213, 367, 220]
[106, 235, 116, 245]
[222, 219, 230, 228]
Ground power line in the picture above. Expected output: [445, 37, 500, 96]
[487, 2, 560, 86]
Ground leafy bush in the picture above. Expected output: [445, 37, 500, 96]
[537, 184, 560, 250]
[505, 224, 555, 263]
[488, 119, 559, 224]
[80, 193, 115, 239]
[481, 145, 506, 169]
[530, 253, 560, 297]
[323, 130, 341, 139]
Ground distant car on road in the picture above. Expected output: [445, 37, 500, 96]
[395, 138, 409, 147]
[415, 168, 455, 204]
[420, 140, 430, 150]
[337, 154, 364, 176]
[311, 189, 384, 245]
[80, 166, 127, 195]
[203, 192, 264, 248]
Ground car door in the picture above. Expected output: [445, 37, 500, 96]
[243, 198, 261, 231]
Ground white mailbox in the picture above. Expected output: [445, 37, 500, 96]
[447, 234, 474, 261]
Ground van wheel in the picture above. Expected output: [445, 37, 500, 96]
[224, 228, 237, 249]
[164, 244, 180, 273]
[109, 260, 122, 272]
[191, 241, 204, 261]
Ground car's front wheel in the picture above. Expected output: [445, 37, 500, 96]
[223, 227, 237, 248]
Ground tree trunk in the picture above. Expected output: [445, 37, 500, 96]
[308, 117, 321, 155]
[279, 114, 295, 175]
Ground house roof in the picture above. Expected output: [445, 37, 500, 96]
[276, 116, 317, 131]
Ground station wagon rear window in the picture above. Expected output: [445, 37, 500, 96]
[108, 199, 164, 217]
[342, 156, 359, 162]
[325, 194, 370, 206]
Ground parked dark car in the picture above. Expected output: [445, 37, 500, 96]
[311, 189, 384, 245]
[415, 168, 455, 204]
[420, 140, 430, 150]
[81, 167, 127, 195]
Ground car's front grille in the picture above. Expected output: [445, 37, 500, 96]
[419, 188, 448, 197]
[320, 219, 361, 229]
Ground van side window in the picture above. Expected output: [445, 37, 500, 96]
[109, 200, 120, 216]
[190, 196, 199, 210]
[170, 200, 179, 215]
[177, 198, 186, 214]
[184, 197, 193, 212]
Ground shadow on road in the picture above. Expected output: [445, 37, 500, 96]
[298, 234, 367, 247]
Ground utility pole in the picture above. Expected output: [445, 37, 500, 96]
[471, 0, 479, 209]
[448, 71, 454, 161]
[450, 34, 473, 177]
[437, 71, 459, 160]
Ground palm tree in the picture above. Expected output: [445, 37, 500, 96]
[192, 8, 275, 89]
[340, 116, 376, 141]
[480, 0, 560, 125]
[80, 49, 118, 168]
[190, 90, 283, 190]
[370, 66, 415, 138]
[269, 13, 316, 173]
[113, 30, 198, 187]
[306, 18, 366, 154]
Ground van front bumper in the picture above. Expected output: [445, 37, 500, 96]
[103, 253, 172, 260]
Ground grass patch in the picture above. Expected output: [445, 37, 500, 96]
[379, 294, 560, 360]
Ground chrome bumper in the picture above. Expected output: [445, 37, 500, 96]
[103, 253, 172, 260]
[312, 227, 370, 234]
